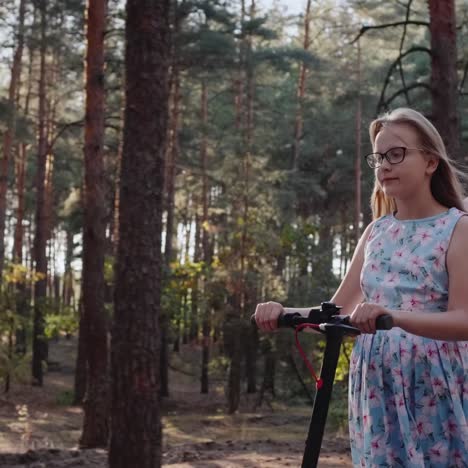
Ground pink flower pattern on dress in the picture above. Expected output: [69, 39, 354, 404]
[350, 208, 468, 467]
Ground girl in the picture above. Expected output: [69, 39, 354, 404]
[255, 108, 468, 467]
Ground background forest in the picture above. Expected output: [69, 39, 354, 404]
[0, 0, 467, 467]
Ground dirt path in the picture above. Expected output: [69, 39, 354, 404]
[0, 338, 352, 467]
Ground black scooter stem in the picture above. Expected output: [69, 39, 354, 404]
[301, 328, 343, 468]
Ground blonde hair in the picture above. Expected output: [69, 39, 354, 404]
[369, 108, 466, 219]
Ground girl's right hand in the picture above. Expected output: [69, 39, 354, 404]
[254, 301, 284, 332]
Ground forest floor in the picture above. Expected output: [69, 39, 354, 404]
[0, 337, 352, 467]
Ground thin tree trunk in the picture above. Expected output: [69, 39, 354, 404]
[355, 39, 362, 244]
[80, 0, 109, 448]
[428, 0, 459, 159]
[160, 54, 181, 399]
[32, 0, 49, 387]
[255, 342, 276, 409]
[228, 0, 256, 414]
[245, 287, 258, 393]
[62, 229, 74, 307]
[292, 0, 311, 169]
[287, 354, 314, 404]
[74, 297, 87, 404]
[190, 212, 200, 343]
[112, 105, 124, 254]
[200, 80, 211, 395]
[109, 0, 170, 465]
[163, 59, 180, 266]
[0, 0, 26, 278]
[13, 33, 35, 356]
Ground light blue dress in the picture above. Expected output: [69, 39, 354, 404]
[349, 208, 468, 467]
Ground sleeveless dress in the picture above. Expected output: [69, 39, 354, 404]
[349, 207, 468, 468]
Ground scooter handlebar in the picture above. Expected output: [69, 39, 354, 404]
[250, 311, 394, 330]
[339, 313, 394, 330]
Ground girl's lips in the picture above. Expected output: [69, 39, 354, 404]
[382, 177, 399, 183]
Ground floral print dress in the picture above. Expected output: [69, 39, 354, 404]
[349, 208, 468, 467]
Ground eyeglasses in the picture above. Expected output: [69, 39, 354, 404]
[364, 146, 422, 169]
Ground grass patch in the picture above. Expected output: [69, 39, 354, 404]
[56, 390, 74, 406]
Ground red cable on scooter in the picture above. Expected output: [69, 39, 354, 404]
[294, 323, 323, 390]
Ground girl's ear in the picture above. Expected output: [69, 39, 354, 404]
[426, 154, 439, 176]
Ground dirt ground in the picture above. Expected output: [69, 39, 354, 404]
[0, 338, 352, 467]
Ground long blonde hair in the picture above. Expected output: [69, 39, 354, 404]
[369, 108, 466, 219]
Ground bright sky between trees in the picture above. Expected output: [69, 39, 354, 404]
[259, 0, 306, 15]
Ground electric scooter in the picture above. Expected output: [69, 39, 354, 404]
[252, 302, 393, 468]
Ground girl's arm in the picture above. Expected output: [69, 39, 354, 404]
[328, 221, 372, 314]
[255, 221, 373, 331]
[351, 216, 468, 340]
[463, 197, 468, 211]
[284, 221, 373, 316]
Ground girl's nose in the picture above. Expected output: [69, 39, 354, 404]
[379, 155, 393, 169]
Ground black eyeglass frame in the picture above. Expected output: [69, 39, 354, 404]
[364, 146, 423, 169]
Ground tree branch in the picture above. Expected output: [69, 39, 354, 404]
[350, 20, 429, 44]
[397, 0, 414, 105]
[383, 82, 431, 109]
[459, 61, 468, 95]
[377, 46, 431, 112]
[47, 119, 84, 154]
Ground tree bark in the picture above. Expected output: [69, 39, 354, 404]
[200, 80, 211, 395]
[428, 0, 459, 159]
[32, 0, 49, 387]
[109, 0, 171, 466]
[14, 26, 35, 357]
[292, 0, 311, 170]
[190, 211, 200, 343]
[160, 52, 181, 398]
[228, 0, 256, 414]
[0, 0, 26, 278]
[74, 297, 87, 405]
[80, 0, 109, 448]
[355, 39, 362, 244]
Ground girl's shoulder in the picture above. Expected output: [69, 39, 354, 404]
[463, 197, 468, 211]
[450, 213, 468, 240]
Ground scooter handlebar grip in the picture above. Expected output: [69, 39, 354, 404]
[341, 313, 394, 330]
[250, 312, 300, 328]
[375, 314, 394, 330]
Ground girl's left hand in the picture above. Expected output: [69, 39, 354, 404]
[350, 302, 392, 334]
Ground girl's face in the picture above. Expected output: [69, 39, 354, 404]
[373, 123, 438, 201]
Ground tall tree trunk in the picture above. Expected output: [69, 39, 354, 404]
[80, 0, 109, 448]
[355, 39, 362, 244]
[74, 297, 87, 405]
[292, 0, 311, 170]
[32, 0, 49, 387]
[428, 0, 459, 159]
[14, 31, 35, 356]
[255, 341, 276, 408]
[62, 229, 74, 307]
[245, 287, 258, 393]
[14, 141, 28, 356]
[109, 0, 170, 466]
[160, 56, 181, 398]
[228, 0, 256, 414]
[190, 212, 200, 343]
[200, 80, 211, 394]
[112, 106, 124, 253]
[0, 0, 26, 278]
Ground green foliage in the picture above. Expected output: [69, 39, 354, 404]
[208, 354, 230, 380]
[0, 264, 37, 390]
[56, 389, 75, 406]
[104, 255, 115, 285]
[44, 307, 79, 339]
[0, 346, 31, 387]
